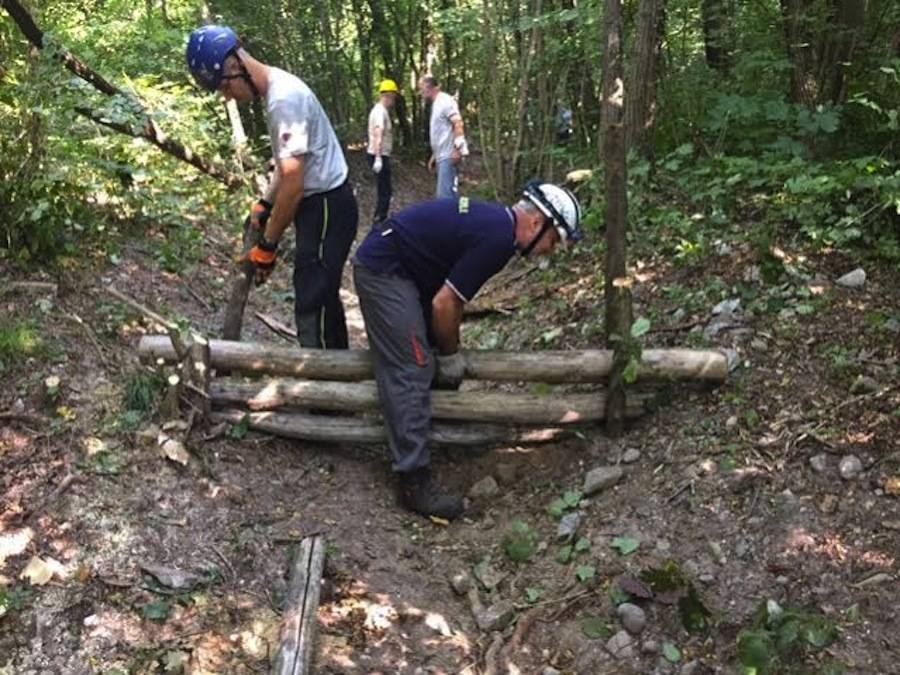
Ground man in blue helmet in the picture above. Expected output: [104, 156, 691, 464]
[352, 183, 583, 519]
[186, 25, 358, 349]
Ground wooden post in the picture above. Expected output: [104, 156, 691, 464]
[189, 334, 212, 423]
[272, 535, 326, 675]
[601, 0, 633, 437]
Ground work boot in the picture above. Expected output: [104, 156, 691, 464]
[398, 468, 464, 520]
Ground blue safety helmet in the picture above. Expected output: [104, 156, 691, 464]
[186, 25, 240, 92]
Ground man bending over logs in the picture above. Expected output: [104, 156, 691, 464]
[352, 185, 583, 519]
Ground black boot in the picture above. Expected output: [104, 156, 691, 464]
[398, 468, 464, 520]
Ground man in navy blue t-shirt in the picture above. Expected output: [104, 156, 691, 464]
[352, 182, 583, 519]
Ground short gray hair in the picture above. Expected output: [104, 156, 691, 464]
[515, 199, 539, 214]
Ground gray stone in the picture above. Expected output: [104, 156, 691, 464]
[776, 488, 799, 515]
[542, 669, 562, 675]
[680, 661, 701, 675]
[583, 466, 624, 495]
[809, 454, 829, 473]
[836, 267, 866, 288]
[712, 298, 741, 315]
[885, 318, 900, 335]
[450, 571, 471, 595]
[839, 455, 863, 480]
[617, 603, 647, 634]
[475, 600, 515, 632]
[606, 630, 635, 659]
[725, 415, 738, 430]
[557, 511, 583, 542]
[735, 539, 750, 559]
[850, 375, 879, 395]
[750, 338, 768, 352]
[468, 476, 500, 499]
[495, 462, 518, 485]
[622, 448, 641, 464]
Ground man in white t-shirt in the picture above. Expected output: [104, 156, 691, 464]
[187, 25, 358, 349]
[418, 76, 469, 199]
[367, 79, 398, 224]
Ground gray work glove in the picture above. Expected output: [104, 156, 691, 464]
[435, 352, 467, 390]
[372, 156, 383, 174]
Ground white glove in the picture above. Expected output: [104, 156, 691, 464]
[436, 352, 467, 389]
[453, 136, 469, 157]
[372, 156, 383, 174]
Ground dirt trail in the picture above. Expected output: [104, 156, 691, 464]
[1, 149, 898, 674]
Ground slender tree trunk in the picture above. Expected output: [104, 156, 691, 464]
[602, 0, 633, 437]
[701, 0, 731, 74]
[817, 0, 867, 104]
[625, 0, 666, 155]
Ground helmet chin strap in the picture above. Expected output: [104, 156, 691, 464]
[235, 54, 261, 99]
[519, 218, 552, 258]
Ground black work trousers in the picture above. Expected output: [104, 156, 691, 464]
[366, 153, 392, 223]
[293, 182, 359, 349]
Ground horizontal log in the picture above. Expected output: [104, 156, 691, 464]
[211, 409, 571, 447]
[139, 336, 728, 383]
[211, 378, 648, 424]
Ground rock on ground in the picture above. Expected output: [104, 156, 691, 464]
[583, 466, 623, 495]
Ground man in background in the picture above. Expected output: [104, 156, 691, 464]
[186, 25, 358, 349]
[367, 79, 398, 224]
[418, 76, 469, 199]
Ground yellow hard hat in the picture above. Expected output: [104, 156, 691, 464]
[378, 79, 399, 94]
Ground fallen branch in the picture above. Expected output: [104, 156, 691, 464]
[255, 312, 297, 342]
[0, 281, 57, 295]
[2, 0, 245, 190]
[272, 535, 326, 675]
[0, 411, 48, 425]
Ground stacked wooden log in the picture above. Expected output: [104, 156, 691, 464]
[139, 336, 728, 447]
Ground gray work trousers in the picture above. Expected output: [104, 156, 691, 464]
[353, 263, 435, 473]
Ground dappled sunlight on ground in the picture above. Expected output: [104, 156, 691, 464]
[783, 526, 896, 570]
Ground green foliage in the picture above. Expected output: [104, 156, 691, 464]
[0, 320, 45, 370]
[502, 520, 537, 563]
[548, 489, 581, 519]
[122, 370, 165, 414]
[737, 600, 838, 674]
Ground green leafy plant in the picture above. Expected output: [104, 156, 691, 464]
[737, 600, 838, 674]
[547, 489, 582, 519]
[122, 370, 165, 414]
[503, 520, 537, 563]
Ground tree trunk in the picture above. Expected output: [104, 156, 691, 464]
[701, 0, 731, 74]
[626, 0, 666, 154]
[601, 0, 634, 437]
[139, 336, 730, 383]
[817, 0, 867, 104]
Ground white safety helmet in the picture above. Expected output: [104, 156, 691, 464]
[522, 181, 584, 244]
